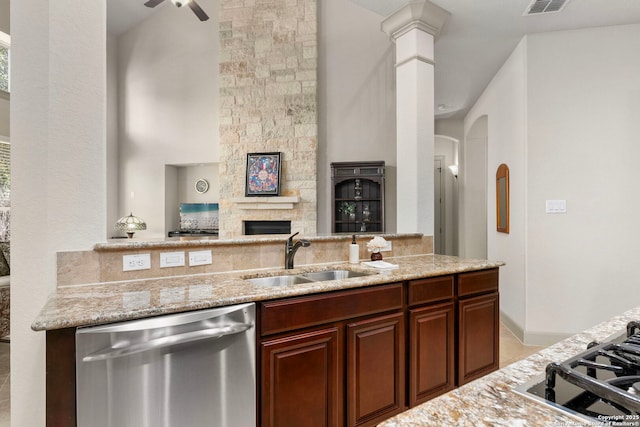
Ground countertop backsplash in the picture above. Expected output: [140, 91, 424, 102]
[56, 233, 432, 286]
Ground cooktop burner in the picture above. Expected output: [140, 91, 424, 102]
[515, 321, 640, 426]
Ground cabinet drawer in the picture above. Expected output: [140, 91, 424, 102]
[260, 283, 404, 336]
[457, 268, 498, 298]
[408, 276, 454, 306]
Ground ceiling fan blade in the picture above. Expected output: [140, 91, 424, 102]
[144, 0, 166, 8]
[188, 1, 210, 21]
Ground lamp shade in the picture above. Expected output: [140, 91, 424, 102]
[115, 213, 147, 238]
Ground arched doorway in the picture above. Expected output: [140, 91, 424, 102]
[461, 115, 488, 258]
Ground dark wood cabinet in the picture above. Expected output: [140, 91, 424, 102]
[46, 328, 76, 427]
[260, 327, 343, 427]
[346, 312, 405, 427]
[331, 161, 385, 233]
[457, 269, 500, 385]
[259, 283, 404, 427]
[409, 302, 455, 406]
[407, 276, 455, 406]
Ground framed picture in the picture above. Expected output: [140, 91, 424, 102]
[245, 152, 282, 196]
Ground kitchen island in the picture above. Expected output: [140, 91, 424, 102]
[378, 305, 640, 427]
[34, 253, 504, 427]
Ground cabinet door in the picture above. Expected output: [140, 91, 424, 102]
[409, 301, 455, 406]
[346, 312, 405, 427]
[261, 327, 342, 427]
[457, 292, 499, 385]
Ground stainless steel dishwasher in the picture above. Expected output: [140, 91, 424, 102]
[76, 302, 255, 427]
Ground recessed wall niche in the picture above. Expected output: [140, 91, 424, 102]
[165, 163, 219, 233]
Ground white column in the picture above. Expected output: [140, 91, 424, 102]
[11, 1, 106, 425]
[382, 1, 449, 235]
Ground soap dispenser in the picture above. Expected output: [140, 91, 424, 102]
[349, 235, 359, 264]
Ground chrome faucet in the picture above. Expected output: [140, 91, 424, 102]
[285, 232, 311, 269]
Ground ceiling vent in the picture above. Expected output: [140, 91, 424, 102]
[524, 0, 570, 15]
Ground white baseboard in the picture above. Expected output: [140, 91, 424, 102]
[500, 311, 571, 346]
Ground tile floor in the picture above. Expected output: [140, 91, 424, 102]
[499, 322, 546, 368]
[0, 324, 543, 426]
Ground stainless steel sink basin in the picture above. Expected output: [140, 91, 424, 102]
[246, 269, 373, 287]
[300, 270, 372, 281]
[246, 275, 314, 287]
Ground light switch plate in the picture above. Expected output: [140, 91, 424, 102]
[189, 250, 212, 266]
[380, 241, 392, 252]
[123, 254, 151, 271]
[545, 200, 567, 214]
[160, 251, 185, 268]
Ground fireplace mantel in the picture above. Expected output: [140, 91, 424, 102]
[232, 196, 300, 210]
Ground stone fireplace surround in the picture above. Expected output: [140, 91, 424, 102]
[218, 0, 318, 238]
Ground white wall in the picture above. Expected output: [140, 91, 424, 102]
[525, 24, 640, 342]
[107, 34, 119, 237]
[11, 2, 107, 426]
[465, 24, 640, 344]
[114, 0, 218, 238]
[318, 0, 397, 233]
[464, 39, 528, 336]
[435, 118, 464, 144]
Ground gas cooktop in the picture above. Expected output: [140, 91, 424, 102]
[515, 321, 640, 426]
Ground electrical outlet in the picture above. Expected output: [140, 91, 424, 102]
[189, 250, 212, 266]
[160, 251, 185, 268]
[122, 254, 151, 271]
[380, 241, 392, 252]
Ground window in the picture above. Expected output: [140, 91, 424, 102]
[0, 31, 9, 93]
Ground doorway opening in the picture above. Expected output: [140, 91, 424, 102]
[462, 115, 488, 259]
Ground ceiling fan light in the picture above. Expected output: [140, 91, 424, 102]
[171, 0, 190, 7]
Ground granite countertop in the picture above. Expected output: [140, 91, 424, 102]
[32, 254, 502, 331]
[94, 232, 424, 251]
[379, 305, 640, 427]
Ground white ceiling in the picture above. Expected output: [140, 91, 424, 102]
[108, 0, 640, 119]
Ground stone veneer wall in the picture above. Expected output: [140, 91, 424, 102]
[57, 235, 433, 286]
[218, 0, 318, 237]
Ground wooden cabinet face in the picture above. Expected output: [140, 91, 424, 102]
[261, 327, 343, 427]
[409, 302, 455, 406]
[457, 292, 499, 385]
[346, 312, 405, 427]
[331, 161, 385, 233]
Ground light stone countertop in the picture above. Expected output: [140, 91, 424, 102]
[93, 232, 424, 251]
[32, 254, 502, 331]
[378, 305, 640, 427]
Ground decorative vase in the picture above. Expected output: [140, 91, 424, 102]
[370, 250, 382, 261]
[362, 205, 370, 222]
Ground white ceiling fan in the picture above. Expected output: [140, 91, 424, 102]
[144, 0, 209, 22]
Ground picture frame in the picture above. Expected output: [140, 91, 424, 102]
[245, 152, 282, 196]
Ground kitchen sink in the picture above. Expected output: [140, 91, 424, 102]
[246, 269, 373, 287]
[245, 275, 314, 287]
[299, 270, 371, 281]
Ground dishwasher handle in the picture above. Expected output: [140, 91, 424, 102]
[82, 323, 252, 362]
